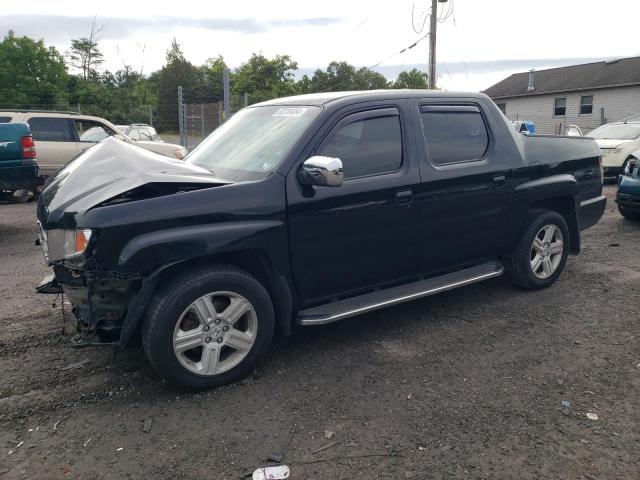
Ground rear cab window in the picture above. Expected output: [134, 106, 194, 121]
[28, 117, 75, 142]
[317, 108, 403, 180]
[419, 105, 490, 165]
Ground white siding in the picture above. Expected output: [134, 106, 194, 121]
[497, 85, 640, 135]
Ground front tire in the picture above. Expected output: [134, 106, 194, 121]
[504, 211, 570, 290]
[142, 265, 275, 390]
[618, 204, 640, 221]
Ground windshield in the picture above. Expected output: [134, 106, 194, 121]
[187, 105, 321, 181]
[589, 123, 640, 140]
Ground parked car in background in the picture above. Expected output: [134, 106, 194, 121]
[117, 124, 164, 142]
[589, 121, 640, 178]
[0, 122, 38, 200]
[616, 156, 640, 220]
[36, 90, 605, 390]
[0, 111, 188, 180]
[566, 124, 583, 136]
[511, 120, 536, 134]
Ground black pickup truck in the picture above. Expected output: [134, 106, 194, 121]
[36, 90, 605, 390]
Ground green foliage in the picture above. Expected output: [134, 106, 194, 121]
[299, 61, 390, 93]
[0, 31, 431, 133]
[0, 32, 68, 109]
[391, 68, 428, 89]
[232, 53, 299, 104]
[66, 37, 104, 81]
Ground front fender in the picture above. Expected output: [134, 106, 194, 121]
[117, 220, 286, 274]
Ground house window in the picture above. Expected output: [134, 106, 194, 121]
[580, 95, 593, 115]
[496, 103, 506, 114]
[554, 98, 566, 116]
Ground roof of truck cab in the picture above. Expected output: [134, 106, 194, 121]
[254, 90, 489, 107]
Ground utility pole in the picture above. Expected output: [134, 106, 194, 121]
[428, 0, 447, 89]
[178, 85, 185, 147]
[223, 68, 230, 121]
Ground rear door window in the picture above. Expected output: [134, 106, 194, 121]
[28, 117, 75, 142]
[420, 105, 489, 165]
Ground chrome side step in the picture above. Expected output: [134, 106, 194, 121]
[297, 262, 503, 326]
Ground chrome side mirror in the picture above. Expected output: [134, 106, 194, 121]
[299, 156, 343, 187]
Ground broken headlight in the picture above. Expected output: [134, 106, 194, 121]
[46, 229, 93, 262]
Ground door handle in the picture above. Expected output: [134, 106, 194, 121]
[395, 189, 413, 206]
[493, 175, 506, 188]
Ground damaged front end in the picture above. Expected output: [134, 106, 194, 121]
[36, 234, 143, 347]
[35, 138, 229, 349]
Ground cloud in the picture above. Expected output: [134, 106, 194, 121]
[0, 15, 342, 43]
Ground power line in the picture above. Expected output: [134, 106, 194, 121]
[411, 0, 430, 34]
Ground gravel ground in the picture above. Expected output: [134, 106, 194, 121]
[0, 186, 638, 480]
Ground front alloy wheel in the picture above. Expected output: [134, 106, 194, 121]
[173, 292, 257, 376]
[142, 265, 275, 390]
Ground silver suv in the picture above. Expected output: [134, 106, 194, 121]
[0, 111, 188, 179]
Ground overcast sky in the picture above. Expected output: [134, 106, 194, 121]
[2, 0, 639, 91]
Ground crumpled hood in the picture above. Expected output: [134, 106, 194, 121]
[39, 138, 227, 226]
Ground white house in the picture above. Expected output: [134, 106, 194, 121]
[483, 57, 640, 135]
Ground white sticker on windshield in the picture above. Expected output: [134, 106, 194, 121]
[272, 107, 308, 117]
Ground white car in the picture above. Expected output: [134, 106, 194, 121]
[0, 111, 188, 179]
[117, 124, 164, 143]
[589, 122, 640, 178]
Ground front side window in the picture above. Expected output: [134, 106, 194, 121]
[420, 106, 489, 165]
[75, 120, 115, 143]
[317, 111, 402, 180]
[554, 98, 567, 116]
[580, 95, 593, 115]
[28, 117, 74, 142]
[188, 105, 321, 182]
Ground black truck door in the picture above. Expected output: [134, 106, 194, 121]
[287, 104, 421, 305]
[413, 103, 512, 275]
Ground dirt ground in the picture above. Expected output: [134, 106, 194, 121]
[0, 186, 638, 480]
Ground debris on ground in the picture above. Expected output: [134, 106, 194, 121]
[324, 430, 335, 439]
[6, 441, 24, 455]
[53, 419, 62, 431]
[586, 413, 599, 421]
[405, 472, 414, 479]
[312, 441, 338, 454]
[142, 418, 153, 433]
[58, 358, 91, 371]
[267, 452, 283, 463]
[116, 447, 124, 452]
[252, 465, 290, 480]
[561, 400, 572, 416]
[83, 438, 92, 448]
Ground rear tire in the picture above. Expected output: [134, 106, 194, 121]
[142, 265, 275, 390]
[504, 210, 570, 290]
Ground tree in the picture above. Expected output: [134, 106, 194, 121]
[299, 61, 389, 93]
[0, 31, 69, 109]
[66, 17, 104, 81]
[200, 55, 228, 101]
[392, 68, 428, 89]
[232, 53, 299, 104]
[155, 39, 205, 132]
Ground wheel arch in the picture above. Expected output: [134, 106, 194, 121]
[117, 248, 295, 350]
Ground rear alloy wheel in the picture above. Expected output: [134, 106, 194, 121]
[530, 224, 564, 280]
[504, 210, 570, 289]
[142, 265, 274, 390]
